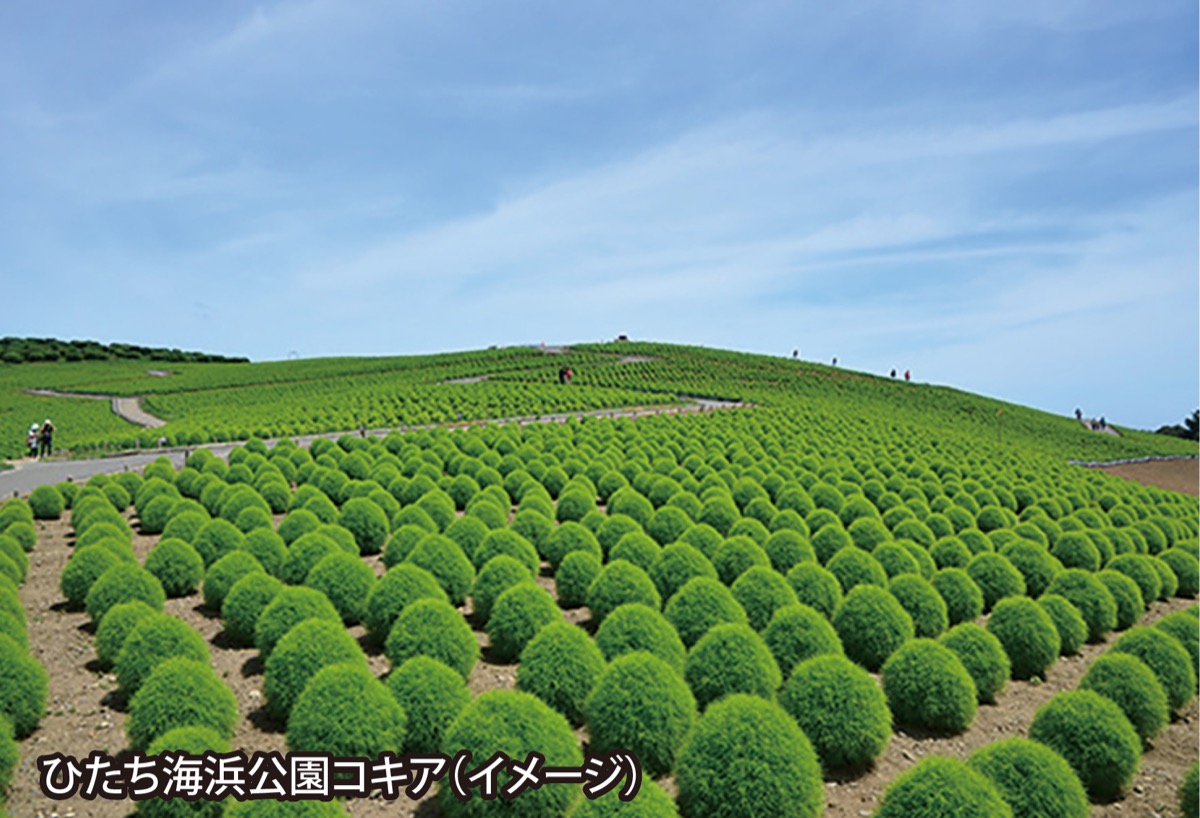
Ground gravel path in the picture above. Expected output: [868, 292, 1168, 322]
[23, 389, 166, 429]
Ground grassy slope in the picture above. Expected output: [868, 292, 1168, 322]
[0, 342, 1194, 462]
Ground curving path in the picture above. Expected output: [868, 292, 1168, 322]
[24, 388, 166, 429]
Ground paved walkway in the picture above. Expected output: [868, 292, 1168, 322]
[24, 389, 165, 429]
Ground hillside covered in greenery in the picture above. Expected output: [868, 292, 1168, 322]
[0, 337, 249, 365]
[1, 342, 1195, 463]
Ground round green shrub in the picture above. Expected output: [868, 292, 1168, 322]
[762, 529, 814, 574]
[85, 563, 166, 624]
[254, 585, 341, 658]
[473, 528, 540, 575]
[386, 597, 479, 679]
[116, 613, 210, 695]
[1181, 761, 1199, 818]
[440, 689, 582, 818]
[471, 554, 532, 624]
[1110, 625, 1196, 712]
[516, 621, 606, 726]
[882, 638, 977, 733]
[833, 584, 914, 672]
[931, 567, 984, 626]
[192, 518, 246, 567]
[161, 509, 210, 545]
[931, 536, 973, 569]
[875, 756, 1012, 818]
[279, 532, 340, 585]
[585, 651, 696, 778]
[1051, 531, 1101, 572]
[1155, 610, 1200, 673]
[555, 550, 602, 609]
[406, 534, 475, 606]
[287, 663, 406, 756]
[966, 553, 1026, 612]
[676, 693, 822, 818]
[95, 600, 157, 669]
[2, 521, 35, 553]
[234, 505, 273, 533]
[712, 536, 770, 585]
[0, 633, 48, 737]
[610, 532, 662, 573]
[785, 562, 842, 619]
[1106, 554, 1161, 611]
[1096, 569, 1145, 630]
[779, 653, 889, 771]
[487, 582, 561, 663]
[265, 618, 367, 721]
[278, 508, 320, 545]
[1028, 690, 1141, 802]
[649, 542, 718, 603]
[730, 565, 798, 630]
[363, 563, 449, 643]
[566, 780, 677, 818]
[221, 572, 284, 646]
[140, 726, 229, 818]
[29, 485, 63, 520]
[940, 622, 1010, 703]
[1000, 541, 1062, 598]
[544, 521, 602, 570]
[1160, 548, 1200, 596]
[595, 603, 687, 674]
[986, 596, 1060, 680]
[968, 737, 1088, 818]
[889, 574, 948, 638]
[1151, 556, 1180, 598]
[445, 515, 491, 562]
[60, 546, 120, 608]
[386, 656, 471, 754]
[203, 551, 266, 611]
[1045, 569, 1118, 643]
[127, 657, 237, 750]
[679, 522, 724, 559]
[827, 547, 888, 594]
[684, 623, 781, 709]
[0, 714, 16, 792]
[587, 560, 661, 624]
[383, 523, 431, 568]
[143, 538, 204, 598]
[1079, 652, 1168, 742]
[339, 497, 389, 554]
[762, 603, 843, 678]
[664, 576, 748, 648]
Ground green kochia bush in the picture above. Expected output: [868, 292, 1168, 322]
[986, 597, 1061, 681]
[762, 603, 843, 678]
[95, 600, 158, 669]
[888, 574, 948, 638]
[594, 603, 687, 673]
[1096, 570, 1144, 630]
[305, 551, 375, 624]
[684, 623, 781, 710]
[1106, 554, 1161, 611]
[241, 527, 288, 577]
[1181, 761, 1199, 818]
[29, 485, 64, 520]
[386, 598, 479, 679]
[116, 614, 210, 695]
[968, 737, 1089, 818]
[1079, 652, 1168, 743]
[265, 619, 367, 721]
[143, 538, 205, 598]
[1155, 610, 1200, 673]
[1038, 594, 1089, 656]
[60, 547, 121, 608]
[555, 550, 602, 609]
[386, 656, 471, 754]
[487, 582, 561, 663]
[586, 560, 661, 624]
[664, 577, 749, 648]
[364, 564, 449, 644]
[0, 633, 48, 737]
[779, 654, 890, 771]
[288, 663, 407, 757]
[882, 638, 977, 734]
[406, 535, 475, 606]
[566, 781, 678, 818]
[585, 651, 696, 778]
[940, 623, 1010, 704]
[473, 528, 540, 575]
[221, 572, 284, 646]
[650, 542, 718, 603]
[833, 585, 914, 672]
[254, 586, 341, 658]
[712, 536, 771, 585]
[127, 657, 237, 750]
[470, 555, 531, 624]
[203, 551, 265, 611]
[675, 694, 823, 818]
[1045, 570, 1118, 643]
[516, 621, 606, 726]
[966, 553, 1026, 612]
[730, 565, 798, 630]
[1110, 626, 1196, 712]
[85, 564, 166, 624]
[875, 756, 1013, 818]
[827, 547, 888, 593]
[140, 726, 230, 818]
[193, 518, 246, 567]
[931, 567, 984, 626]
[786, 562, 842, 619]
[1028, 690, 1141, 802]
[1160, 548, 1199, 596]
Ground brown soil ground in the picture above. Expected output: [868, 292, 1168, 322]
[1095, 459, 1200, 498]
[9, 512, 1200, 818]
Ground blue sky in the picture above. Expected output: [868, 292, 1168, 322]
[2, 0, 1196, 430]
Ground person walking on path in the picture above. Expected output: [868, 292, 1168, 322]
[38, 419, 56, 458]
[26, 424, 39, 458]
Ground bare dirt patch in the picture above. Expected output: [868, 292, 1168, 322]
[1096, 459, 1199, 497]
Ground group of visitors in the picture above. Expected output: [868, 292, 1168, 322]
[1074, 408, 1108, 431]
[557, 366, 574, 385]
[25, 419, 55, 458]
[888, 369, 912, 381]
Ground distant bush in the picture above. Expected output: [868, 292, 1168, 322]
[1105, 554, 1161, 611]
[1028, 690, 1141, 802]
[1096, 570, 1144, 630]
[1160, 548, 1200, 596]
[517, 621, 606, 726]
[143, 538, 204, 598]
[386, 598, 479, 679]
[594, 603, 687, 674]
[85, 564, 165, 624]
[968, 737, 1089, 818]
[553, 550, 600, 609]
[95, 600, 157, 669]
[587, 560, 661, 624]
[1110, 626, 1196, 712]
[876, 756, 1012, 818]
[833, 584, 913, 672]
[0, 633, 48, 737]
[986, 597, 1060, 681]
[663, 576, 748, 648]
[116, 613, 210, 695]
[264, 618, 367, 721]
[221, 572, 284, 646]
[966, 554, 1026, 612]
[1079, 652, 1168, 743]
[585, 651, 696, 778]
[280, 532, 341, 585]
[566, 781, 678, 818]
[827, 547, 888, 594]
[1045, 569, 1118, 643]
[385, 656, 471, 754]
[785, 562, 842, 619]
[254, 586, 341, 658]
[676, 694, 822, 818]
[445, 516, 490, 562]
[440, 689, 582, 818]
[882, 638, 977, 734]
[288, 663, 406, 757]
[762, 529, 814, 574]
[762, 603, 842, 679]
[1155, 610, 1200, 672]
[161, 510, 210, 545]
[339, 497, 389, 554]
[1152, 556, 1179, 599]
[127, 657, 237, 750]
[487, 582, 560, 663]
[29, 485, 63, 520]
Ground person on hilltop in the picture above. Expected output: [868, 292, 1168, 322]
[904, 370, 911, 382]
[890, 369, 896, 378]
[38, 418, 56, 458]
[26, 424, 39, 458]
[1075, 408, 1083, 421]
